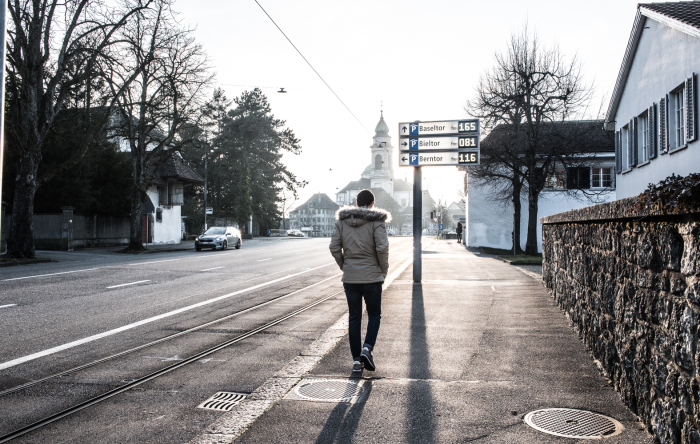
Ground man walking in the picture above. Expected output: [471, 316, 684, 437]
[456, 221, 463, 244]
[329, 189, 390, 373]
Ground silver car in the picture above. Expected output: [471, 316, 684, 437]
[195, 227, 241, 251]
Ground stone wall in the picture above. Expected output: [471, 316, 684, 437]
[541, 196, 700, 444]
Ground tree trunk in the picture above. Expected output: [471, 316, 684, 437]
[525, 187, 540, 255]
[7, 153, 41, 258]
[512, 180, 524, 255]
[128, 185, 145, 250]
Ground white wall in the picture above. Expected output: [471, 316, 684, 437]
[466, 177, 616, 252]
[147, 187, 182, 244]
[614, 18, 700, 198]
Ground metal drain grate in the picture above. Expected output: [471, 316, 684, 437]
[524, 408, 624, 439]
[197, 392, 247, 412]
[284, 378, 366, 403]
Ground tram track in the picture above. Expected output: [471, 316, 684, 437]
[0, 289, 344, 443]
[0, 239, 415, 442]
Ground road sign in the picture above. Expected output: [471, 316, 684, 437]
[398, 119, 479, 136]
[267, 229, 271, 236]
[439, 224, 444, 230]
[399, 151, 480, 167]
[206, 208, 213, 215]
[433, 223, 437, 229]
[399, 135, 479, 151]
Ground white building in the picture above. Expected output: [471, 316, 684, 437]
[465, 121, 617, 252]
[335, 112, 434, 234]
[289, 193, 339, 237]
[605, 2, 700, 198]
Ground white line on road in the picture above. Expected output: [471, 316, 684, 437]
[491, 286, 495, 291]
[0, 304, 17, 309]
[106, 280, 151, 289]
[2, 268, 99, 282]
[127, 258, 180, 265]
[257, 258, 271, 262]
[200, 267, 224, 272]
[0, 262, 335, 371]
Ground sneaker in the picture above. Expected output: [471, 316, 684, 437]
[352, 360, 364, 372]
[360, 347, 375, 371]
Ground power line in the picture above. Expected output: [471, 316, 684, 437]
[253, 0, 371, 135]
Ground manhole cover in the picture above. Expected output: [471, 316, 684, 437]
[524, 408, 624, 439]
[197, 392, 247, 411]
[284, 378, 366, 403]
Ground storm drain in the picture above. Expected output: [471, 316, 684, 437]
[284, 378, 367, 403]
[197, 392, 247, 412]
[524, 408, 624, 439]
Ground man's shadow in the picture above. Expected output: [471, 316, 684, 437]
[314, 283, 436, 443]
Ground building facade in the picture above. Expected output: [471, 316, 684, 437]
[289, 193, 340, 237]
[605, 2, 700, 199]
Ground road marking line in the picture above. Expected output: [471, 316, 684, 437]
[0, 262, 335, 371]
[106, 280, 151, 289]
[127, 258, 180, 265]
[0, 304, 17, 309]
[2, 268, 99, 282]
[257, 258, 271, 262]
[201, 267, 224, 272]
[491, 286, 495, 291]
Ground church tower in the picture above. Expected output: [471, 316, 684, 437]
[368, 111, 394, 196]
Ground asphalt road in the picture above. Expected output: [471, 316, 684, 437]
[0, 237, 413, 443]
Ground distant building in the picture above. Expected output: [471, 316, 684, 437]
[289, 193, 339, 237]
[604, 2, 700, 198]
[335, 112, 435, 234]
[464, 120, 616, 252]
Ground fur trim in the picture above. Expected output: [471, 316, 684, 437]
[335, 205, 392, 223]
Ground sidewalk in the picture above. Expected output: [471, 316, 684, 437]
[224, 240, 653, 443]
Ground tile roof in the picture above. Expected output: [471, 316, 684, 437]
[641, 2, 700, 30]
[338, 178, 371, 194]
[148, 152, 204, 185]
[291, 193, 339, 212]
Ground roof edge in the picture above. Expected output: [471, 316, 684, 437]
[605, 10, 645, 131]
[640, 5, 700, 40]
[605, 5, 700, 131]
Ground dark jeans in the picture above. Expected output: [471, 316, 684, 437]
[343, 282, 382, 360]
[457, 232, 462, 243]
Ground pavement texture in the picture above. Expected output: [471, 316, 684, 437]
[232, 240, 653, 443]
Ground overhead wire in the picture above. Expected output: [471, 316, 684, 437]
[253, 0, 372, 135]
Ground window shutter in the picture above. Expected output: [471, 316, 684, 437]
[579, 167, 591, 190]
[628, 118, 637, 167]
[615, 130, 621, 174]
[686, 73, 696, 142]
[648, 104, 657, 159]
[566, 167, 578, 189]
[659, 95, 668, 153]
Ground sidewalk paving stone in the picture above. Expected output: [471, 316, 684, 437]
[232, 240, 652, 443]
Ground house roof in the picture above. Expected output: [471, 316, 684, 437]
[393, 178, 412, 191]
[149, 152, 204, 185]
[291, 193, 339, 213]
[482, 120, 614, 153]
[605, 2, 700, 130]
[338, 178, 371, 194]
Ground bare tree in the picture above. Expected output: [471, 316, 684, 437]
[467, 26, 595, 254]
[105, 1, 212, 250]
[4, 0, 154, 258]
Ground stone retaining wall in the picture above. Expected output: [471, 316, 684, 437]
[541, 196, 700, 444]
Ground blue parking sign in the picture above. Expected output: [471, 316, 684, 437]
[409, 153, 419, 165]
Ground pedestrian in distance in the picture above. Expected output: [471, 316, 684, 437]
[456, 221, 463, 244]
[329, 189, 390, 373]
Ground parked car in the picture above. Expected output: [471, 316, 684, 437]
[387, 229, 395, 236]
[287, 230, 305, 237]
[195, 227, 241, 251]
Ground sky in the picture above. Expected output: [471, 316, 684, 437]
[175, 0, 643, 212]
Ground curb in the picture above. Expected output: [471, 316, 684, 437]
[495, 257, 543, 266]
[0, 258, 55, 268]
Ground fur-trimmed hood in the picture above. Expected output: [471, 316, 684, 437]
[335, 206, 392, 224]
